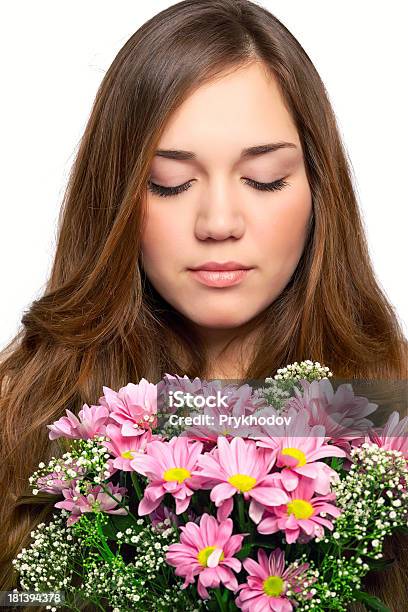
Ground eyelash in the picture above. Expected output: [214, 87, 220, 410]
[147, 177, 288, 198]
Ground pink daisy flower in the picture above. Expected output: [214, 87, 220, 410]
[236, 548, 310, 612]
[165, 513, 244, 599]
[47, 403, 110, 440]
[99, 378, 157, 436]
[55, 482, 128, 526]
[257, 479, 341, 543]
[130, 437, 206, 515]
[256, 409, 345, 494]
[103, 423, 154, 471]
[195, 437, 289, 523]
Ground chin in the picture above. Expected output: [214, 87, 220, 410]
[183, 309, 254, 330]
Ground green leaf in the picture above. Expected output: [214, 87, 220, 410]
[251, 540, 277, 550]
[101, 514, 135, 540]
[235, 541, 252, 560]
[330, 457, 344, 471]
[354, 591, 391, 611]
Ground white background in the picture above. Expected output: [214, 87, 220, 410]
[0, 1, 407, 349]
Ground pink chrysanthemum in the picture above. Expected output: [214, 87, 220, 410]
[286, 379, 377, 448]
[257, 479, 341, 543]
[130, 437, 206, 515]
[159, 373, 204, 410]
[195, 437, 289, 522]
[159, 376, 266, 450]
[36, 459, 86, 494]
[165, 513, 244, 599]
[256, 409, 345, 494]
[365, 411, 408, 460]
[236, 548, 310, 612]
[55, 482, 128, 526]
[99, 378, 157, 436]
[185, 382, 267, 446]
[149, 504, 180, 530]
[103, 423, 153, 471]
[47, 403, 110, 440]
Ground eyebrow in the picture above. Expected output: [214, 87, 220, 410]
[154, 141, 297, 161]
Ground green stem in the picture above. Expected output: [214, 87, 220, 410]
[94, 599, 107, 611]
[252, 540, 276, 550]
[131, 471, 143, 501]
[96, 521, 116, 561]
[214, 588, 227, 611]
[237, 494, 246, 531]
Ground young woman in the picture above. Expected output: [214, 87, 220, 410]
[1, 0, 406, 609]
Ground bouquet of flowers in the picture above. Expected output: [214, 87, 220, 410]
[12, 361, 408, 612]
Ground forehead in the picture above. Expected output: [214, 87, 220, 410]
[155, 61, 300, 164]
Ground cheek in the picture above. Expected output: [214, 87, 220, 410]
[140, 205, 187, 277]
[253, 182, 312, 277]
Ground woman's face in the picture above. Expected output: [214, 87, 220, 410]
[141, 61, 312, 330]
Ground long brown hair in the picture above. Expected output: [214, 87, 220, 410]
[1, 0, 407, 608]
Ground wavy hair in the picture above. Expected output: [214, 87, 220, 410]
[1, 1, 407, 608]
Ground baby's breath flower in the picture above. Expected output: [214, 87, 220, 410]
[256, 360, 333, 411]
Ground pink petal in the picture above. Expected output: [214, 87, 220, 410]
[138, 494, 162, 515]
[199, 567, 220, 588]
[224, 534, 245, 557]
[211, 482, 236, 506]
[222, 557, 241, 573]
[250, 486, 289, 507]
[248, 499, 265, 524]
[280, 469, 299, 491]
[243, 557, 266, 579]
[217, 497, 234, 521]
[215, 517, 233, 547]
[257, 516, 279, 535]
[285, 528, 300, 543]
[197, 579, 210, 599]
[175, 496, 191, 514]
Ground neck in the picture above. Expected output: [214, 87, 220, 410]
[193, 323, 260, 380]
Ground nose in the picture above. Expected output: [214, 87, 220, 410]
[194, 176, 245, 241]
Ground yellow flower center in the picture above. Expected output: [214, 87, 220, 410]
[263, 575, 285, 597]
[281, 447, 307, 467]
[287, 498, 314, 519]
[197, 546, 224, 567]
[228, 473, 257, 492]
[163, 467, 191, 483]
[121, 450, 135, 459]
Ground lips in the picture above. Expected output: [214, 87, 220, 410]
[189, 261, 253, 272]
[188, 265, 253, 288]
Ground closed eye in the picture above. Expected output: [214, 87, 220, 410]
[242, 177, 289, 192]
[147, 177, 289, 198]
